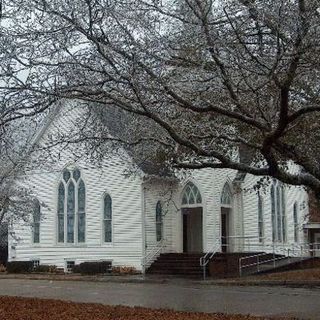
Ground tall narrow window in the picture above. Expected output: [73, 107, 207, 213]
[78, 180, 86, 243]
[57, 168, 86, 244]
[293, 202, 299, 243]
[156, 201, 163, 242]
[221, 183, 232, 207]
[67, 182, 75, 243]
[33, 200, 41, 244]
[258, 194, 264, 243]
[58, 182, 65, 243]
[281, 186, 287, 242]
[271, 184, 276, 242]
[270, 180, 286, 242]
[103, 194, 112, 243]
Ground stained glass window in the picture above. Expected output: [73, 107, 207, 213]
[221, 183, 232, 206]
[258, 194, 264, 243]
[73, 169, 81, 182]
[63, 169, 71, 183]
[67, 182, 75, 243]
[104, 194, 112, 242]
[57, 168, 86, 245]
[78, 180, 85, 243]
[271, 180, 286, 242]
[271, 184, 276, 242]
[33, 200, 40, 244]
[156, 201, 163, 242]
[182, 182, 202, 205]
[293, 202, 299, 243]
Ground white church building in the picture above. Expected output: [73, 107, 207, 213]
[8, 102, 319, 274]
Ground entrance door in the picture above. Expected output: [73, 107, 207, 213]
[182, 208, 203, 253]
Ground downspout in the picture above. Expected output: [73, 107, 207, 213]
[239, 186, 245, 250]
[141, 183, 147, 273]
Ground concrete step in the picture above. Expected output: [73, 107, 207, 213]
[147, 253, 204, 277]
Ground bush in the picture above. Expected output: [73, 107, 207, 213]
[72, 264, 81, 274]
[33, 265, 57, 273]
[77, 261, 112, 275]
[7, 261, 33, 273]
[112, 266, 138, 275]
[0, 264, 6, 273]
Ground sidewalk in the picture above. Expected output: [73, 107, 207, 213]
[1, 273, 320, 288]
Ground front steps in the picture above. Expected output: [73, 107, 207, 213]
[147, 253, 204, 277]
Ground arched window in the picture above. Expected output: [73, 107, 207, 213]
[57, 168, 86, 244]
[270, 180, 286, 242]
[293, 202, 299, 243]
[182, 182, 202, 205]
[257, 194, 264, 243]
[33, 199, 41, 244]
[221, 183, 232, 207]
[103, 194, 112, 243]
[156, 201, 163, 242]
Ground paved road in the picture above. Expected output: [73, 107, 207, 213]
[0, 279, 319, 319]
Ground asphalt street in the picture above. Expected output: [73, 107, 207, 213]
[0, 279, 319, 319]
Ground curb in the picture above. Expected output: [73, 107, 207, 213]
[1, 274, 320, 288]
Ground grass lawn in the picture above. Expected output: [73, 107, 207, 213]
[248, 267, 320, 281]
[0, 296, 294, 320]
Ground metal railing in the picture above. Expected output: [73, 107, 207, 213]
[200, 241, 221, 280]
[239, 242, 320, 277]
[200, 236, 262, 280]
[141, 239, 166, 272]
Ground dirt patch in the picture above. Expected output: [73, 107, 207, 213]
[248, 268, 320, 281]
[0, 296, 293, 320]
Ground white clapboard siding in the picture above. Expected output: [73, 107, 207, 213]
[10, 102, 145, 270]
[242, 173, 309, 253]
[10, 100, 312, 271]
[143, 178, 179, 257]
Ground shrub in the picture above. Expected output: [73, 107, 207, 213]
[72, 264, 81, 274]
[77, 261, 112, 275]
[33, 265, 57, 273]
[0, 264, 6, 273]
[112, 266, 138, 275]
[7, 261, 33, 273]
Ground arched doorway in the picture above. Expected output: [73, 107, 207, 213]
[221, 183, 233, 253]
[181, 182, 203, 253]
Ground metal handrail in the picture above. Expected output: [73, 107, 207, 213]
[239, 251, 290, 276]
[200, 242, 221, 280]
[142, 239, 166, 272]
[200, 236, 259, 280]
[239, 243, 320, 277]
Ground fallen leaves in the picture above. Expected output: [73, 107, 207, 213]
[0, 296, 292, 320]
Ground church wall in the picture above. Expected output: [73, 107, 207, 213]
[9, 102, 145, 271]
[241, 174, 309, 254]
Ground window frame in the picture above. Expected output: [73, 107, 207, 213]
[221, 183, 233, 208]
[32, 199, 41, 244]
[257, 193, 264, 243]
[270, 180, 287, 243]
[156, 201, 163, 242]
[102, 193, 113, 244]
[293, 202, 299, 243]
[181, 182, 202, 207]
[56, 168, 86, 246]
[65, 260, 75, 273]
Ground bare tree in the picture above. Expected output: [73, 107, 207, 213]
[0, 118, 40, 231]
[2, 0, 320, 196]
